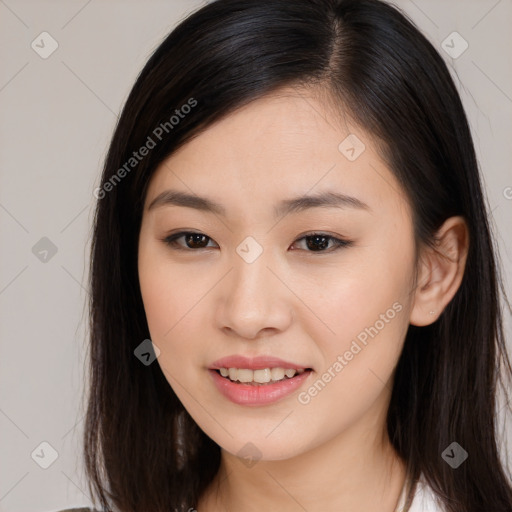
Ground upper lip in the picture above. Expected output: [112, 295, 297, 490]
[209, 355, 311, 370]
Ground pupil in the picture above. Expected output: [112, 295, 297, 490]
[306, 235, 328, 251]
[187, 233, 207, 248]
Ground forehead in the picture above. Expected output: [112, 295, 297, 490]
[144, 87, 410, 221]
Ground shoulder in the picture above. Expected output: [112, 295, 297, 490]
[407, 476, 446, 512]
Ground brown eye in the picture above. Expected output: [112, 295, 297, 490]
[162, 231, 353, 253]
[291, 233, 353, 253]
[163, 232, 217, 250]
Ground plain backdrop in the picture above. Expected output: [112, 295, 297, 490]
[0, 0, 511, 510]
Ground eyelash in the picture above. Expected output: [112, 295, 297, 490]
[162, 231, 353, 254]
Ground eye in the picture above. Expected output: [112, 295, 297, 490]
[292, 232, 353, 252]
[163, 231, 218, 251]
[162, 231, 353, 253]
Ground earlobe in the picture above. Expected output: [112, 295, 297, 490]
[409, 216, 469, 327]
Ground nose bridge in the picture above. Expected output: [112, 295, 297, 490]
[230, 235, 275, 305]
[218, 235, 291, 337]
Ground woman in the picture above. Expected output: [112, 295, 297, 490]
[76, 0, 512, 511]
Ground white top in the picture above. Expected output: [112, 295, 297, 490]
[395, 474, 444, 512]
[56, 476, 445, 512]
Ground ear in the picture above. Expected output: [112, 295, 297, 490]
[409, 216, 469, 327]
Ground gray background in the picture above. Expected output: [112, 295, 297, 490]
[0, 0, 511, 510]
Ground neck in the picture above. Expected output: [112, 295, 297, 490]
[197, 415, 407, 512]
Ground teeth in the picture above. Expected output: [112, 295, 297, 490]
[271, 367, 285, 381]
[217, 367, 307, 384]
[254, 368, 271, 383]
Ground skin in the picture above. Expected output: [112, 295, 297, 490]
[137, 86, 469, 512]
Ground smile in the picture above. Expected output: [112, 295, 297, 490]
[209, 368, 313, 406]
[217, 367, 307, 384]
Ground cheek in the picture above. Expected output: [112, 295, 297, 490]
[138, 256, 171, 338]
[138, 256, 201, 402]
[307, 236, 414, 380]
[138, 240, 219, 390]
[293, 267, 409, 444]
[138, 240, 194, 348]
[309, 251, 411, 340]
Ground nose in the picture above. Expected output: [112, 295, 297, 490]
[215, 247, 293, 340]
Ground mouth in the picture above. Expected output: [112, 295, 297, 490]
[209, 366, 314, 406]
[213, 367, 313, 385]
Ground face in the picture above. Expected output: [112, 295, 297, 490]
[137, 87, 418, 461]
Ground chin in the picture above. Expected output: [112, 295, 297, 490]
[213, 434, 308, 464]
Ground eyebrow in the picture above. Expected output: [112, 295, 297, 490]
[147, 189, 371, 217]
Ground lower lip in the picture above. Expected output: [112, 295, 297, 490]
[209, 369, 312, 406]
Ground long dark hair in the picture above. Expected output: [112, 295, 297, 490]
[83, 0, 512, 510]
